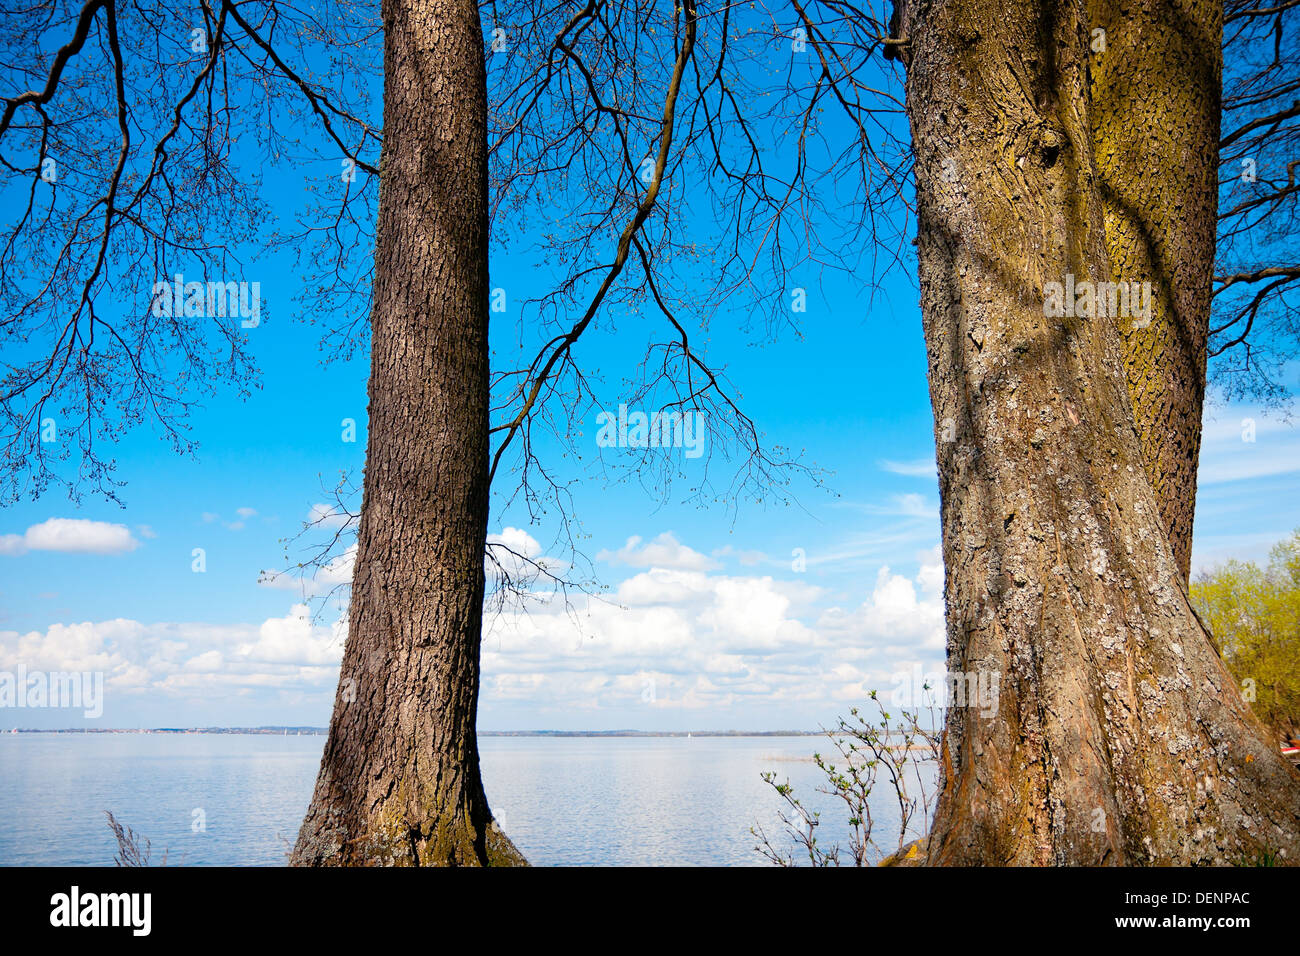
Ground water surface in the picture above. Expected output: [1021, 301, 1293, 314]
[0, 733, 933, 866]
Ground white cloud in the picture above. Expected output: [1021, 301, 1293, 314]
[488, 526, 543, 560]
[1197, 411, 1300, 485]
[224, 507, 258, 531]
[478, 536, 941, 717]
[842, 493, 938, 519]
[260, 544, 355, 597]
[236, 604, 344, 666]
[615, 568, 717, 607]
[917, 546, 945, 596]
[0, 605, 344, 706]
[4, 529, 948, 728]
[712, 545, 767, 566]
[597, 532, 720, 571]
[817, 551, 946, 653]
[893, 493, 936, 518]
[0, 518, 139, 556]
[307, 503, 354, 531]
[879, 458, 937, 478]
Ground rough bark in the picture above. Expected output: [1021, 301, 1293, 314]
[1086, 0, 1221, 581]
[898, 0, 1300, 863]
[291, 0, 525, 866]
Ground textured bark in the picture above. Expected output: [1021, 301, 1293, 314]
[291, 0, 525, 866]
[898, 0, 1300, 863]
[1086, 0, 1221, 581]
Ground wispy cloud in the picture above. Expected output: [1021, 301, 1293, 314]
[712, 544, 768, 567]
[225, 507, 258, 531]
[835, 493, 938, 520]
[878, 458, 936, 478]
[1197, 409, 1300, 485]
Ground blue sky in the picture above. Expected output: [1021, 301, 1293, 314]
[1, 16, 1298, 732]
[2, 223, 1295, 731]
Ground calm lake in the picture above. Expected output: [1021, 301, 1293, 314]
[0, 733, 934, 866]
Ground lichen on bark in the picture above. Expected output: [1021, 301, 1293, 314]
[897, 0, 1300, 865]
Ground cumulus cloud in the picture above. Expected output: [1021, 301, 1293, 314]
[916, 545, 944, 596]
[486, 527, 572, 589]
[478, 535, 940, 717]
[0, 605, 344, 706]
[5, 528, 948, 727]
[488, 526, 543, 560]
[0, 518, 140, 556]
[236, 604, 344, 666]
[596, 532, 720, 571]
[817, 552, 946, 653]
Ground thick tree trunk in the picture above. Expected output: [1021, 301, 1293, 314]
[898, 0, 1300, 863]
[1086, 0, 1221, 581]
[291, 0, 524, 866]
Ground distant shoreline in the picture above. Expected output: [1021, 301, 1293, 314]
[2, 727, 828, 737]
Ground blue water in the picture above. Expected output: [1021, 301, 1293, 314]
[0, 734, 934, 866]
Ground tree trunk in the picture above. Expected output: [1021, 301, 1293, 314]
[897, 0, 1300, 864]
[1086, 0, 1221, 582]
[291, 0, 525, 866]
